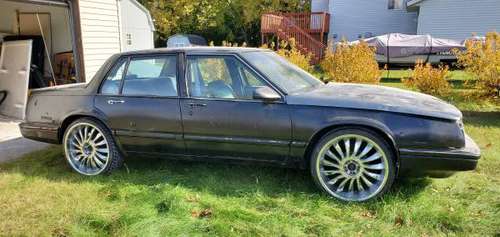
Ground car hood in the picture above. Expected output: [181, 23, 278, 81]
[286, 83, 462, 120]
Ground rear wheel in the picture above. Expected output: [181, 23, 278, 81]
[63, 118, 122, 175]
[310, 128, 396, 201]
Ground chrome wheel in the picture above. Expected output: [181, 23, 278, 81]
[64, 122, 110, 175]
[315, 134, 390, 201]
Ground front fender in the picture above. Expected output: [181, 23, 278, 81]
[289, 106, 400, 168]
[303, 116, 399, 165]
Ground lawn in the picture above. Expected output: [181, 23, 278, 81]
[381, 70, 473, 81]
[1, 83, 499, 236]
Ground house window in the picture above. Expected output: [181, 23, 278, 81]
[388, 0, 404, 10]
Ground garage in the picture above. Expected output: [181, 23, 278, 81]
[0, 0, 154, 119]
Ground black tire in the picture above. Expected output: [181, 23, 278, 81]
[310, 128, 396, 201]
[63, 118, 123, 175]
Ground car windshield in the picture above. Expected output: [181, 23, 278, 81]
[241, 51, 323, 94]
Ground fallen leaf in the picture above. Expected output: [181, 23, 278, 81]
[192, 208, 213, 218]
[360, 211, 376, 219]
[186, 194, 200, 203]
[394, 216, 405, 227]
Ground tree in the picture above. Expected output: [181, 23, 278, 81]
[138, 0, 309, 46]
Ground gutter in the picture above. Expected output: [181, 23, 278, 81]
[407, 0, 424, 7]
[6, 0, 68, 7]
[406, 0, 424, 12]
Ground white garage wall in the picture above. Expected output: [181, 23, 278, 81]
[79, 0, 121, 82]
[119, 0, 154, 52]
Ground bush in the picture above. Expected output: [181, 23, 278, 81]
[261, 38, 313, 73]
[455, 32, 500, 97]
[320, 40, 381, 84]
[403, 61, 451, 97]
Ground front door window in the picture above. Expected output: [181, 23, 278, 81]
[186, 55, 269, 100]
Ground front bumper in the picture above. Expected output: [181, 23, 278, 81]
[398, 134, 480, 177]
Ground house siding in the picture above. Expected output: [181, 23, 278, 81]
[416, 0, 500, 41]
[79, 0, 121, 81]
[329, 0, 418, 41]
[311, 0, 329, 12]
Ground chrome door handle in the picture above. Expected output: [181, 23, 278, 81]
[188, 102, 207, 107]
[107, 99, 125, 105]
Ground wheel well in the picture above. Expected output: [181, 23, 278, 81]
[303, 124, 399, 170]
[58, 115, 104, 143]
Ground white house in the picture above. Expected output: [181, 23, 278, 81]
[0, 0, 155, 119]
[312, 0, 499, 42]
[407, 0, 500, 41]
[312, 0, 418, 41]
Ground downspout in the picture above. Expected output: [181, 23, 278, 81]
[116, 0, 124, 52]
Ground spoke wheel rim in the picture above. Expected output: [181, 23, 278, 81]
[64, 122, 110, 175]
[316, 134, 389, 201]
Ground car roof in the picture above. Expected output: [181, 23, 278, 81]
[119, 46, 271, 56]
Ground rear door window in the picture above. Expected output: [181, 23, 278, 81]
[122, 55, 178, 97]
[100, 58, 127, 95]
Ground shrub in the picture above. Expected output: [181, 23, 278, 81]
[455, 32, 500, 97]
[261, 38, 313, 73]
[320, 40, 381, 84]
[403, 61, 451, 97]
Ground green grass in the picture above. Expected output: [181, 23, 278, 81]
[1, 84, 499, 236]
[379, 82, 500, 112]
[381, 70, 473, 81]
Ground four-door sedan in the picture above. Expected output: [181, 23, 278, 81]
[20, 47, 480, 202]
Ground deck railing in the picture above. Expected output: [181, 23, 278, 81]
[261, 12, 330, 34]
[261, 12, 330, 62]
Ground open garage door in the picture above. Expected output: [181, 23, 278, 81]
[0, 40, 32, 119]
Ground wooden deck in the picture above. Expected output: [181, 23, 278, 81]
[261, 12, 330, 63]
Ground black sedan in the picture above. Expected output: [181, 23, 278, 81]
[20, 47, 480, 202]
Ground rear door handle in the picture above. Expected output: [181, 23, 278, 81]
[107, 99, 125, 105]
[188, 102, 207, 107]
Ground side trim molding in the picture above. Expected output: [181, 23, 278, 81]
[115, 130, 182, 140]
[184, 134, 290, 146]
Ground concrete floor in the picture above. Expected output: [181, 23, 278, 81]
[0, 115, 49, 163]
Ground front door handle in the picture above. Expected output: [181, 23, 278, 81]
[188, 102, 207, 107]
[107, 99, 125, 105]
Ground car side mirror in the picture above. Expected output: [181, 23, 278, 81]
[253, 86, 281, 103]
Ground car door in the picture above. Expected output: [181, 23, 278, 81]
[94, 54, 184, 155]
[180, 54, 291, 162]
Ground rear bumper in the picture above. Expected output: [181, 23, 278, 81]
[19, 122, 60, 144]
[398, 134, 480, 177]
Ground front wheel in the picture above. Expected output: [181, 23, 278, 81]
[63, 118, 123, 175]
[310, 128, 396, 201]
